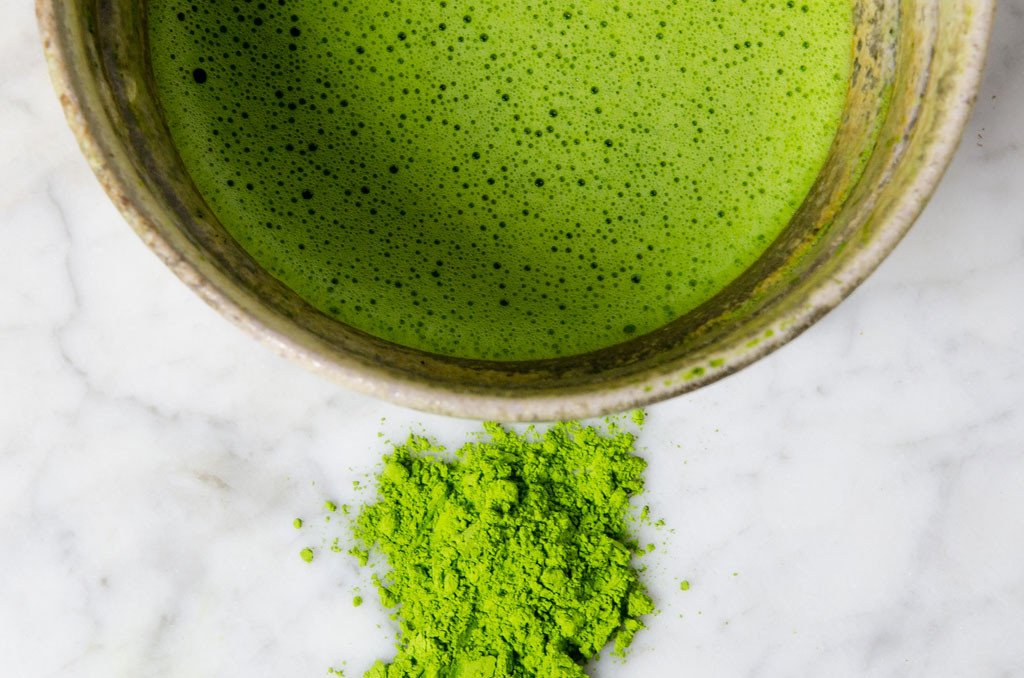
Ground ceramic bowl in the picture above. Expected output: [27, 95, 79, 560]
[38, 1, 994, 420]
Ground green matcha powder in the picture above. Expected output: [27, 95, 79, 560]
[332, 420, 653, 677]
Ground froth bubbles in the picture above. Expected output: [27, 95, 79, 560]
[150, 0, 852, 360]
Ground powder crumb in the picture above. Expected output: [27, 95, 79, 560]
[353, 596, 363, 607]
[680, 580, 691, 591]
[630, 409, 646, 426]
[325, 501, 338, 512]
[293, 518, 303, 529]
[300, 548, 314, 563]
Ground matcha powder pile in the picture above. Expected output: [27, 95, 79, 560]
[350, 421, 654, 677]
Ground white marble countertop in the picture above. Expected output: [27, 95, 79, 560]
[2, 2, 1022, 676]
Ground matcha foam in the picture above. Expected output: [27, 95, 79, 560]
[149, 0, 852, 360]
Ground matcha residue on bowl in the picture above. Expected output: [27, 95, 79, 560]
[348, 420, 654, 677]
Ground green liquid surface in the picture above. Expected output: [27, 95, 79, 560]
[149, 1, 852, 360]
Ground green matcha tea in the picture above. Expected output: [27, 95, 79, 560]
[347, 420, 653, 676]
[149, 1, 852, 360]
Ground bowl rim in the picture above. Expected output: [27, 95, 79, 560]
[36, 0, 996, 421]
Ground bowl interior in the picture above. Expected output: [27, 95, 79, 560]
[40, 0, 991, 419]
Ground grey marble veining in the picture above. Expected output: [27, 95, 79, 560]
[1, 1, 1022, 676]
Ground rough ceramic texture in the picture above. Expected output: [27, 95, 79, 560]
[37, 0, 994, 420]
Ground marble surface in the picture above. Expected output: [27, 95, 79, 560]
[2, 1, 1023, 676]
